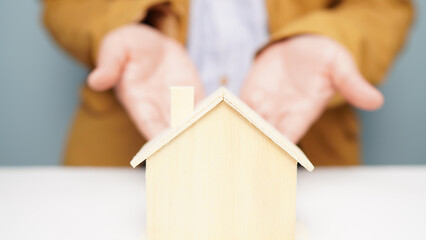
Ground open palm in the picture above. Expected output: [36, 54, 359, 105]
[88, 25, 205, 139]
[241, 35, 383, 142]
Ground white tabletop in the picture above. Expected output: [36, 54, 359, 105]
[0, 166, 425, 240]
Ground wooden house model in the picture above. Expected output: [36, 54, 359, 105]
[131, 87, 314, 240]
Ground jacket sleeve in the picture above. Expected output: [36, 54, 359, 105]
[42, 0, 161, 67]
[266, 0, 414, 107]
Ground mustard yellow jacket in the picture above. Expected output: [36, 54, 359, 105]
[43, 0, 413, 166]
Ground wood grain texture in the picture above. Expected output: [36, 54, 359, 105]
[146, 102, 297, 240]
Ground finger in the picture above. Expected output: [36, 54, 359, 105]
[140, 120, 168, 140]
[130, 101, 169, 140]
[273, 104, 322, 143]
[331, 51, 384, 111]
[88, 36, 126, 91]
[241, 88, 276, 121]
[276, 113, 311, 143]
[162, 43, 206, 105]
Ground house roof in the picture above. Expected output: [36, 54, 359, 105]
[130, 87, 314, 171]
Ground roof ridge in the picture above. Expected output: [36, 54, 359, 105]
[130, 87, 314, 171]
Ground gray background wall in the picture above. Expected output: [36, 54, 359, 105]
[359, 1, 426, 165]
[0, 1, 424, 165]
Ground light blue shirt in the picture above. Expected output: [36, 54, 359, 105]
[187, 0, 269, 95]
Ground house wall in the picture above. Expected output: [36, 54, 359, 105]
[146, 102, 297, 240]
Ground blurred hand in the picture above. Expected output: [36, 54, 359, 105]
[241, 35, 383, 143]
[88, 24, 205, 140]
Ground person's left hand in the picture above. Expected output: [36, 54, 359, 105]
[240, 35, 384, 143]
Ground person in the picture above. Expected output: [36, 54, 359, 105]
[43, 0, 413, 166]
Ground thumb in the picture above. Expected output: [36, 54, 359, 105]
[331, 50, 384, 111]
[87, 36, 126, 91]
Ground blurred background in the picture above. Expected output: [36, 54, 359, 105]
[0, 1, 425, 166]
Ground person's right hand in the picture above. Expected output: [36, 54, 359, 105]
[87, 24, 205, 140]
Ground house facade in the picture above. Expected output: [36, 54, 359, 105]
[131, 87, 313, 240]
